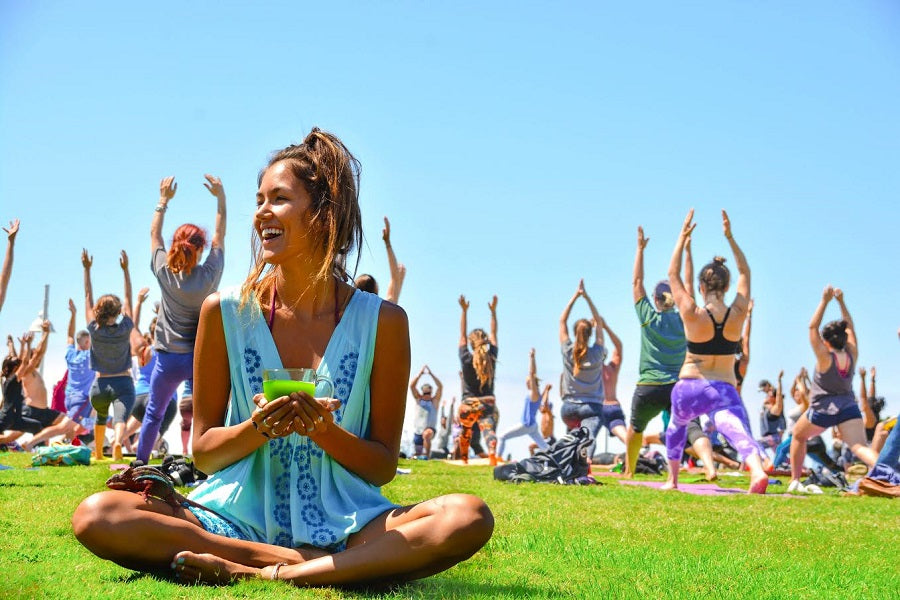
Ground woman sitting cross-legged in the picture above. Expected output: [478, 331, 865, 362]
[71, 127, 493, 586]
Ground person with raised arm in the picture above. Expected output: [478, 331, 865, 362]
[787, 286, 878, 493]
[624, 227, 688, 478]
[353, 217, 406, 304]
[756, 372, 786, 457]
[662, 210, 767, 493]
[409, 365, 442, 458]
[63, 299, 95, 433]
[600, 319, 628, 446]
[72, 127, 492, 587]
[497, 349, 552, 460]
[136, 174, 226, 465]
[457, 294, 500, 464]
[20, 320, 53, 409]
[83, 249, 136, 461]
[0, 219, 19, 313]
[559, 279, 608, 459]
[734, 299, 752, 395]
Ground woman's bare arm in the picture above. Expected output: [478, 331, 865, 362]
[0, 219, 19, 312]
[458, 295, 469, 347]
[82, 249, 95, 324]
[809, 286, 833, 370]
[152, 177, 175, 253]
[204, 174, 227, 251]
[560, 283, 581, 344]
[382, 217, 405, 304]
[668, 209, 697, 316]
[722, 210, 750, 313]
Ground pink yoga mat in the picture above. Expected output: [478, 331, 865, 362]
[620, 479, 799, 497]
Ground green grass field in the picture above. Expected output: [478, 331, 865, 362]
[1, 452, 897, 599]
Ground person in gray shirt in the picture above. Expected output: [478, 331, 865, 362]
[83, 248, 135, 461]
[135, 174, 226, 464]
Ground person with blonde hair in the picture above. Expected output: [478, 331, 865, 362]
[72, 127, 493, 586]
[624, 226, 690, 477]
[456, 294, 500, 464]
[662, 210, 766, 494]
[135, 174, 226, 464]
[559, 279, 608, 458]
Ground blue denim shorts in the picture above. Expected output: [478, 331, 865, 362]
[808, 395, 863, 428]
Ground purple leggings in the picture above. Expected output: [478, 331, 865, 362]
[136, 350, 193, 463]
[666, 379, 760, 462]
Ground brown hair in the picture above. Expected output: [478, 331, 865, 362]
[168, 224, 207, 275]
[572, 318, 592, 376]
[699, 256, 730, 293]
[94, 294, 122, 325]
[468, 328, 494, 387]
[355, 274, 378, 294]
[822, 320, 848, 350]
[241, 128, 363, 309]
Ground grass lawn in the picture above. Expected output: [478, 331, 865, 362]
[1, 452, 897, 599]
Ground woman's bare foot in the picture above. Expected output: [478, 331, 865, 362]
[172, 551, 259, 585]
[704, 466, 718, 482]
[660, 477, 678, 491]
[748, 472, 768, 495]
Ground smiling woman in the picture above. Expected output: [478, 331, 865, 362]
[70, 127, 493, 588]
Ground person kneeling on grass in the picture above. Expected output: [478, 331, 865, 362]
[71, 127, 493, 587]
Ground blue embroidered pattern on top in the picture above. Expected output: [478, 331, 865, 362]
[186, 288, 396, 552]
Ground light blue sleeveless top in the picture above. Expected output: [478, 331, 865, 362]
[187, 286, 397, 549]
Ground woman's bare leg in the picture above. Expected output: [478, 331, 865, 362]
[837, 418, 878, 467]
[690, 436, 718, 481]
[175, 493, 494, 586]
[72, 490, 315, 573]
[23, 417, 79, 450]
[790, 416, 824, 484]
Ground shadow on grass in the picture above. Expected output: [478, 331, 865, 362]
[0, 481, 47, 488]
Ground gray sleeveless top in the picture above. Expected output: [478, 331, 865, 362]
[809, 352, 854, 406]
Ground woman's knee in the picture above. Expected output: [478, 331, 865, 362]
[434, 494, 494, 554]
[72, 491, 123, 548]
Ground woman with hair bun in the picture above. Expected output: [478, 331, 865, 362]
[72, 128, 492, 586]
[663, 210, 767, 493]
[457, 294, 500, 464]
[135, 174, 226, 464]
[559, 279, 607, 459]
[786, 286, 878, 493]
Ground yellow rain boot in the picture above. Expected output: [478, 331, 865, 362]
[93, 424, 106, 460]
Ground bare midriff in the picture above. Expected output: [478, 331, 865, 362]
[678, 352, 737, 387]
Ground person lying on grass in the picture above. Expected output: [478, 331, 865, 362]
[71, 127, 494, 587]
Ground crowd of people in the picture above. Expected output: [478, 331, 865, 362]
[0, 127, 896, 588]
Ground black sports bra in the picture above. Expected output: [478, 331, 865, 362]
[686, 307, 741, 356]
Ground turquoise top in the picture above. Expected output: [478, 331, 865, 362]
[188, 287, 397, 549]
[634, 297, 686, 385]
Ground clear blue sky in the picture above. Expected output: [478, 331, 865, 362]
[2, 2, 898, 457]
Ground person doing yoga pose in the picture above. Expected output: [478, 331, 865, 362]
[135, 174, 226, 465]
[457, 294, 500, 464]
[787, 286, 878, 493]
[662, 210, 767, 494]
[72, 127, 492, 587]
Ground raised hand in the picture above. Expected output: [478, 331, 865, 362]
[722, 209, 733, 239]
[859, 367, 867, 378]
[488, 295, 498, 313]
[382, 217, 391, 244]
[41, 320, 50, 333]
[137, 287, 150, 304]
[81, 249, 93, 269]
[458, 295, 469, 311]
[3, 219, 19, 241]
[529, 347, 535, 358]
[778, 369, 784, 380]
[577, 278, 586, 296]
[822, 285, 834, 302]
[160, 176, 177, 203]
[68, 298, 76, 314]
[203, 174, 225, 199]
[680, 209, 696, 240]
[871, 366, 876, 379]
[119, 250, 129, 270]
[833, 288, 844, 302]
[637, 226, 649, 250]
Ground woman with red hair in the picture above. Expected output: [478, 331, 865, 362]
[134, 174, 226, 464]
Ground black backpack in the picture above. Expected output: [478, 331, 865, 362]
[494, 426, 593, 484]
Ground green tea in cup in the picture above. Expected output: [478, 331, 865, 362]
[263, 368, 334, 402]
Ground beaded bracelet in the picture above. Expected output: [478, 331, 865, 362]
[271, 562, 287, 581]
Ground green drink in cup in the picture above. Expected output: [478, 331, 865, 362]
[263, 369, 334, 402]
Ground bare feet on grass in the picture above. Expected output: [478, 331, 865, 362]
[172, 551, 258, 585]
[748, 473, 768, 495]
